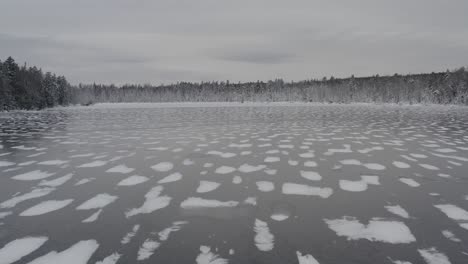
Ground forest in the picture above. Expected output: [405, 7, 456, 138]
[1, 56, 468, 110]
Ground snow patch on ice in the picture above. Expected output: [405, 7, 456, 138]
[158, 172, 182, 184]
[106, 164, 134, 174]
[20, 199, 74, 216]
[256, 181, 275, 192]
[300, 171, 322, 181]
[296, 251, 320, 264]
[418, 248, 451, 264]
[282, 183, 333, 198]
[0, 236, 48, 264]
[385, 205, 410, 219]
[215, 166, 236, 174]
[197, 181, 221, 193]
[12, 170, 55, 181]
[399, 178, 420, 187]
[238, 164, 266, 173]
[28, 240, 99, 264]
[181, 197, 238, 209]
[126, 186, 171, 217]
[196, 245, 228, 264]
[39, 174, 73, 187]
[1, 187, 55, 208]
[151, 162, 174, 172]
[254, 219, 274, 251]
[76, 193, 118, 210]
[118, 175, 149, 186]
[78, 160, 107, 168]
[325, 217, 416, 244]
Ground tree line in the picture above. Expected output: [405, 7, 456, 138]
[0, 56, 73, 110]
[1, 56, 468, 110]
[75, 68, 468, 105]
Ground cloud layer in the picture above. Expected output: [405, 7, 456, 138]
[1, 0, 467, 84]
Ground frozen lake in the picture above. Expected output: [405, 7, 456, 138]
[1, 103, 468, 264]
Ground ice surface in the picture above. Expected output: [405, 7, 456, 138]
[296, 251, 320, 264]
[1, 187, 55, 209]
[181, 197, 238, 208]
[76, 193, 118, 210]
[0, 236, 48, 264]
[385, 205, 410, 219]
[39, 174, 73, 187]
[118, 175, 149, 186]
[126, 186, 171, 217]
[157, 172, 182, 184]
[254, 219, 274, 251]
[78, 160, 107, 168]
[418, 248, 451, 264]
[256, 181, 275, 192]
[282, 183, 333, 198]
[20, 199, 74, 216]
[215, 166, 236, 174]
[399, 178, 420, 187]
[196, 246, 228, 264]
[28, 240, 99, 264]
[151, 162, 174, 172]
[300, 171, 322, 181]
[434, 204, 468, 221]
[197, 181, 221, 193]
[106, 164, 134, 174]
[325, 217, 416, 244]
[12, 170, 55, 181]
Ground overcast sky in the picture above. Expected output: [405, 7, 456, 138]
[1, 0, 468, 85]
